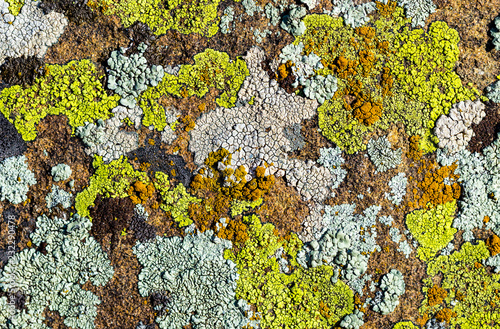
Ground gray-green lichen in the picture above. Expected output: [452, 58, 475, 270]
[133, 226, 256, 329]
[51, 163, 72, 182]
[0, 213, 114, 329]
[0, 155, 36, 205]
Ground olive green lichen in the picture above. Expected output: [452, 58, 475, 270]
[88, 0, 221, 37]
[422, 241, 500, 328]
[75, 155, 149, 219]
[294, 7, 477, 154]
[225, 215, 354, 328]
[153, 171, 201, 227]
[140, 49, 249, 130]
[0, 60, 119, 141]
[406, 200, 457, 261]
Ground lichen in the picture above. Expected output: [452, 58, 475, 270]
[290, 7, 477, 154]
[139, 49, 249, 130]
[0, 60, 119, 141]
[225, 215, 354, 328]
[88, 0, 221, 37]
[406, 200, 457, 261]
[75, 155, 149, 219]
[422, 241, 500, 328]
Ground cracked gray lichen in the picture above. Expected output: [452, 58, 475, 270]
[434, 100, 485, 153]
[0, 213, 114, 329]
[0, 0, 67, 66]
[190, 47, 317, 171]
[133, 227, 256, 329]
[76, 106, 140, 163]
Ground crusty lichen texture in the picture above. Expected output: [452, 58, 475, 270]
[88, 0, 221, 37]
[422, 241, 500, 328]
[0, 60, 119, 141]
[140, 49, 249, 130]
[286, 3, 478, 154]
[225, 215, 354, 328]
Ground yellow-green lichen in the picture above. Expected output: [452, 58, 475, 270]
[0, 60, 119, 141]
[422, 241, 500, 328]
[75, 156, 149, 219]
[154, 171, 201, 227]
[225, 214, 354, 328]
[230, 198, 263, 217]
[5, 0, 24, 15]
[406, 200, 457, 261]
[88, 0, 221, 37]
[393, 321, 419, 329]
[140, 49, 249, 130]
[295, 6, 478, 154]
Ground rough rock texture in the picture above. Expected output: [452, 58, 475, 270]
[0, 112, 26, 162]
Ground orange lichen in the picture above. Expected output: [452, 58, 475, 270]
[148, 138, 155, 145]
[487, 234, 500, 256]
[358, 50, 376, 77]
[351, 95, 383, 125]
[182, 115, 195, 132]
[355, 26, 376, 40]
[319, 301, 332, 319]
[139, 162, 151, 172]
[416, 313, 430, 327]
[410, 161, 461, 208]
[375, 0, 397, 17]
[334, 56, 358, 79]
[190, 150, 275, 231]
[435, 308, 457, 324]
[276, 60, 294, 82]
[128, 181, 155, 204]
[216, 219, 249, 245]
[408, 135, 423, 161]
[380, 67, 393, 96]
[427, 285, 447, 307]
